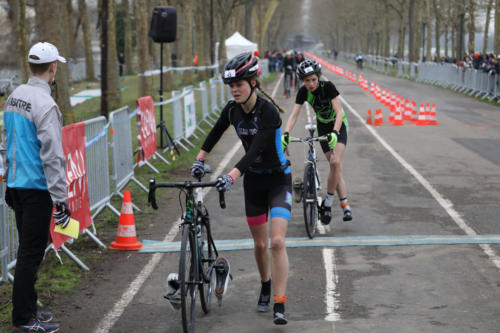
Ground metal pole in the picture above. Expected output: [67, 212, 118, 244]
[159, 42, 164, 148]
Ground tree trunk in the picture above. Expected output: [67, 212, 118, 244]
[425, 0, 432, 61]
[408, 0, 416, 61]
[35, 0, 74, 124]
[106, 0, 122, 110]
[245, 2, 254, 41]
[122, 0, 135, 75]
[134, 0, 152, 97]
[483, 0, 493, 54]
[78, 0, 95, 80]
[397, 8, 405, 59]
[415, 0, 423, 61]
[195, 1, 207, 80]
[66, 0, 77, 61]
[495, 0, 500, 54]
[182, 0, 193, 83]
[467, 0, 475, 53]
[383, 1, 390, 57]
[433, 0, 441, 61]
[254, 1, 279, 52]
[7, 0, 29, 82]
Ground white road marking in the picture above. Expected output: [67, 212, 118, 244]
[323, 248, 340, 321]
[94, 74, 283, 333]
[328, 74, 500, 270]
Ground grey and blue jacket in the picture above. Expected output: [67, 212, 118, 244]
[0, 76, 67, 203]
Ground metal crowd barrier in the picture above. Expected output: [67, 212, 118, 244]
[327, 50, 500, 101]
[0, 74, 231, 282]
[417, 62, 500, 102]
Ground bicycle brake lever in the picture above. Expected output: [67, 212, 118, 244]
[219, 191, 226, 209]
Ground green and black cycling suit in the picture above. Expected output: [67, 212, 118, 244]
[295, 80, 348, 153]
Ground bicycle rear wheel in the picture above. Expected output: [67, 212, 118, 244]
[303, 163, 318, 239]
[179, 224, 197, 333]
[199, 219, 216, 314]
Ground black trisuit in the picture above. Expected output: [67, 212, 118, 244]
[201, 96, 292, 226]
[295, 80, 348, 153]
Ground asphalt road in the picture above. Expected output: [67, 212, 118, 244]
[88, 57, 500, 333]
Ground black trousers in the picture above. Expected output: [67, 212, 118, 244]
[9, 188, 53, 326]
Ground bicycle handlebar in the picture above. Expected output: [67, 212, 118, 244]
[289, 135, 329, 143]
[148, 178, 226, 210]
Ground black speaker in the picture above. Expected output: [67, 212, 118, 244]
[149, 6, 177, 43]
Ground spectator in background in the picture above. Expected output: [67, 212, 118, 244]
[118, 52, 125, 77]
[171, 52, 177, 67]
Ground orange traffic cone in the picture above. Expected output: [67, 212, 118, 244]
[366, 109, 373, 125]
[428, 103, 439, 125]
[416, 104, 427, 126]
[392, 103, 405, 126]
[373, 109, 384, 126]
[110, 190, 142, 250]
[411, 100, 418, 122]
[404, 99, 412, 121]
[425, 103, 431, 124]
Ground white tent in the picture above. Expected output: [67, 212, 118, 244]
[225, 32, 258, 60]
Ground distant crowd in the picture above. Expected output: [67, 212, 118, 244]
[262, 49, 306, 73]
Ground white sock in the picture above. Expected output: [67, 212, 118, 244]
[324, 192, 334, 207]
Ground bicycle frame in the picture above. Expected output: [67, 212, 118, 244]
[295, 125, 324, 198]
[194, 187, 219, 283]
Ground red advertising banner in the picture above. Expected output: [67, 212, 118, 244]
[50, 122, 93, 249]
[136, 96, 157, 164]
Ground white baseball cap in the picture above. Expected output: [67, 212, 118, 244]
[28, 42, 67, 64]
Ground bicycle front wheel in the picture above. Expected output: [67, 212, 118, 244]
[179, 224, 197, 333]
[199, 220, 216, 314]
[303, 163, 318, 239]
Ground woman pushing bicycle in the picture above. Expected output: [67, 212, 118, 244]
[282, 59, 353, 224]
[190, 52, 291, 325]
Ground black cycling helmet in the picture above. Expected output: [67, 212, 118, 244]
[222, 51, 261, 84]
[297, 59, 321, 79]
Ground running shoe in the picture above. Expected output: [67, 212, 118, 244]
[343, 209, 352, 222]
[215, 257, 231, 298]
[12, 319, 59, 333]
[320, 201, 332, 225]
[165, 273, 181, 310]
[257, 280, 271, 312]
[36, 310, 53, 323]
[273, 303, 288, 325]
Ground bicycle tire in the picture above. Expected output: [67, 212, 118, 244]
[284, 73, 291, 97]
[303, 163, 317, 239]
[179, 224, 197, 333]
[199, 217, 216, 314]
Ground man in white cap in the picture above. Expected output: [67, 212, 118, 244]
[1, 42, 71, 333]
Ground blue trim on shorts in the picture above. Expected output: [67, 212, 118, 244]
[270, 207, 290, 221]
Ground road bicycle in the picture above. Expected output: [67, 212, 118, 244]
[148, 171, 227, 333]
[288, 124, 328, 239]
[283, 66, 294, 98]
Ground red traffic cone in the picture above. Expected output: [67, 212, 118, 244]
[428, 103, 439, 125]
[110, 190, 142, 250]
[366, 109, 373, 125]
[374, 109, 384, 126]
[416, 104, 428, 126]
[392, 103, 405, 126]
